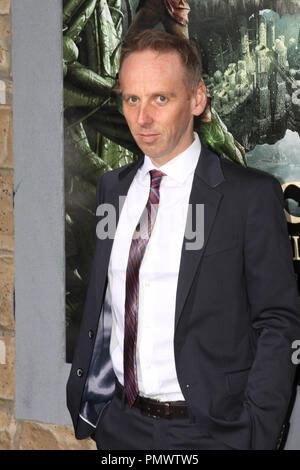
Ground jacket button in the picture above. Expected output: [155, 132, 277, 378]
[88, 329, 94, 339]
[76, 368, 84, 377]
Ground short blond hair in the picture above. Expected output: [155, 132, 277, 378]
[119, 29, 203, 91]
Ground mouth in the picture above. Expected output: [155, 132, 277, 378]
[138, 133, 160, 143]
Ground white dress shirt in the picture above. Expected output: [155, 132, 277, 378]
[108, 132, 201, 401]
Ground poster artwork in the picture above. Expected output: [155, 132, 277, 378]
[63, 0, 300, 363]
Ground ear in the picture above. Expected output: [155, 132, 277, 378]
[192, 81, 207, 117]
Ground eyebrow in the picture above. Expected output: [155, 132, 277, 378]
[122, 92, 177, 99]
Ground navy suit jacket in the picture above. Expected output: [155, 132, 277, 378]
[67, 142, 300, 450]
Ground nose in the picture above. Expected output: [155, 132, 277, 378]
[137, 102, 153, 127]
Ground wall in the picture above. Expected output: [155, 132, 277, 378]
[0, 0, 95, 450]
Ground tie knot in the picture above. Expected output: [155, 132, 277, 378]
[149, 169, 164, 189]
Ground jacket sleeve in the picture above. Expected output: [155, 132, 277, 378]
[243, 175, 300, 450]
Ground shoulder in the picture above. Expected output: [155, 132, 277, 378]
[217, 154, 283, 197]
[210, 155, 287, 238]
[99, 160, 134, 183]
[95, 158, 141, 199]
[209, 153, 285, 219]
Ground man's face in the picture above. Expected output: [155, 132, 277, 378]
[119, 49, 206, 167]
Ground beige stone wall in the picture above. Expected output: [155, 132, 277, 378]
[0, 1, 96, 450]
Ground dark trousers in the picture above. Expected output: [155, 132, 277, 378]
[93, 390, 234, 450]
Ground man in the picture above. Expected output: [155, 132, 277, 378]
[67, 30, 300, 450]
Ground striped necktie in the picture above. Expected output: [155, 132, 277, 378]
[123, 169, 164, 407]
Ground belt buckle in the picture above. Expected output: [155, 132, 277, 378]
[141, 400, 172, 419]
[141, 404, 160, 419]
[163, 402, 171, 418]
[153, 402, 172, 419]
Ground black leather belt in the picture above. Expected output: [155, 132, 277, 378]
[115, 378, 189, 419]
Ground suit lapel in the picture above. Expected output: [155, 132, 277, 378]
[96, 156, 145, 279]
[112, 155, 145, 223]
[174, 145, 224, 332]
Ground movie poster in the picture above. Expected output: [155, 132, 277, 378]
[63, 0, 300, 362]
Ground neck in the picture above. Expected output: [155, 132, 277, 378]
[149, 133, 196, 168]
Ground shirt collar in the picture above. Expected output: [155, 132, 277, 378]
[140, 132, 201, 184]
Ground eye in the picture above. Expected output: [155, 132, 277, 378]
[127, 96, 138, 104]
[157, 95, 167, 103]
